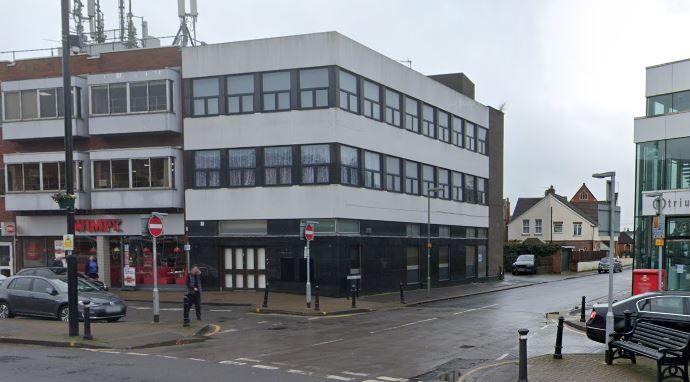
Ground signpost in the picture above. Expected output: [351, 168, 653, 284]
[148, 215, 164, 323]
[652, 198, 665, 291]
[304, 224, 314, 308]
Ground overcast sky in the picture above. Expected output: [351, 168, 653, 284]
[2, 0, 690, 229]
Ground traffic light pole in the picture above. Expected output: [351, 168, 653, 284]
[61, 0, 78, 337]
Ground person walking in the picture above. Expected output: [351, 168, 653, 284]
[85, 256, 99, 279]
[185, 266, 203, 321]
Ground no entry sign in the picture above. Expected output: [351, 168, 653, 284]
[304, 224, 315, 241]
[148, 215, 164, 238]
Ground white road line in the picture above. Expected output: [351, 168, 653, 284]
[257, 321, 268, 324]
[218, 329, 237, 334]
[236, 357, 261, 363]
[210, 309, 233, 312]
[188, 358, 206, 362]
[453, 304, 498, 315]
[342, 371, 368, 377]
[496, 353, 509, 361]
[101, 351, 121, 354]
[126, 352, 149, 356]
[540, 324, 549, 330]
[134, 307, 151, 310]
[311, 338, 344, 347]
[288, 369, 309, 375]
[370, 317, 438, 334]
[376, 377, 409, 382]
[219, 360, 246, 366]
[156, 355, 177, 359]
[326, 375, 353, 381]
[252, 364, 279, 370]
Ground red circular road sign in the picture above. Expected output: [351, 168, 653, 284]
[304, 224, 315, 241]
[148, 215, 164, 238]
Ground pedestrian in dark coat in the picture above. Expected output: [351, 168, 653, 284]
[185, 266, 202, 321]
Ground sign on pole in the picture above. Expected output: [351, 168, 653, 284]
[123, 266, 136, 287]
[63, 234, 74, 251]
[304, 224, 315, 241]
[148, 215, 164, 238]
[54, 240, 65, 260]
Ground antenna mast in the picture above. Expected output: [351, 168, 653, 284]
[126, 0, 138, 48]
[118, 0, 125, 42]
[173, 0, 198, 47]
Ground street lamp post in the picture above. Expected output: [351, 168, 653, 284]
[645, 192, 664, 292]
[426, 186, 444, 297]
[592, 171, 616, 360]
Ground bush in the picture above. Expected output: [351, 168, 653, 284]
[504, 242, 561, 268]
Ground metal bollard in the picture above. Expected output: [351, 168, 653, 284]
[351, 284, 357, 309]
[518, 328, 529, 382]
[82, 300, 93, 340]
[262, 283, 269, 308]
[183, 294, 190, 327]
[399, 282, 406, 304]
[624, 310, 632, 332]
[553, 316, 564, 359]
[580, 296, 586, 322]
[314, 284, 320, 311]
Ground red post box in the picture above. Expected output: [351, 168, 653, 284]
[632, 269, 666, 295]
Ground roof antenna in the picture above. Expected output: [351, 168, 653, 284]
[173, 0, 199, 47]
[398, 59, 412, 69]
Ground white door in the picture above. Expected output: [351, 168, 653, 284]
[0, 242, 13, 277]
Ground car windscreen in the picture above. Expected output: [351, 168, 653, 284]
[53, 278, 98, 293]
[600, 257, 609, 263]
[516, 255, 534, 262]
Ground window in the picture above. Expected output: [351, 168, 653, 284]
[262, 71, 291, 111]
[553, 221, 563, 233]
[477, 178, 487, 205]
[91, 85, 109, 115]
[338, 220, 360, 234]
[647, 94, 673, 116]
[638, 297, 685, 315]
[129, 82, 148, 112]
[7, 162, 82, 192]
[464, 174, 476, 203]
[477, 228, 488, 238]
[93, 158, 171, 189]
[362, 80, 380, 120]
[439, 246, 450, 281]
[406, 247, 420, 284]
[340, 145, 359, 186]
[573, 222, 582, 236]
[406, 223, 420, 237]
[422, 104, 436, 138]
[338, 70, 358, 113]
[227, 74, 254, 114]
[466, 227, 477, 238]
[150, 158, 171, 188]
[522, 219, 530, 234]
[349, 245, 361, 274]
[422, 165, 435, 196]
[535, 219, 542, 235]
[674, 91, 690, 114]
[465, 121, 476, 151]
[665, 137, 690, 190]
[39, 88, 57, 118]
[42, 162, 60, 191]
[437, 168, 449, 199]
[384, 88, 401, 127]
[194, 150, 221, 187]
[452, 116, 463, 147]
[148, 80, 168, 111]
[579, 191, 588, 200]
[7, 164, 23, 192]
[131, 159, 150, 188]
[439, 225, 450, 237]
[3, 92, 20, 120]
[4, 87, 79, 121]
[452, 171, 463, 201]
[31, 279, 52, 294]
[93, 160, 111, 189]
[111, 160, 129, 188]
[438, 111, 450, 143]
[301, 219, 336, 234]
[384, 156, 401, 192]
[363, 151, 381, 189]
[264, 146, 292, 185]
[219, 220, 268, 236]
[404, 160, 419, 195]
[477, 127, 488, 155]
[9, 277, 32, 291]
[0, 169, 5, 196]
[299, 68, 329, 109]
[108, 83, 127, 114]
[24, 163, 40, 191]
[228, 148, 256, 186]
[301, 144, 330, 184]
[404, 96, 419, 132]
[192, 78, 220, 116]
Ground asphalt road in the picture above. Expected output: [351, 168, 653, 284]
[0, 270, 633, 382]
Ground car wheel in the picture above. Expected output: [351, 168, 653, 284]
[0, 301, 13, 319]
[598, 270, 602, 274]
[58, 306, 69, 322]
[512, 271, 517, 275]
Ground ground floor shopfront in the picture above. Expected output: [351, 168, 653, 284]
[14, 213, 187, 289]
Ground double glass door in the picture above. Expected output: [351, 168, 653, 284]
[223, 248, 266, 290]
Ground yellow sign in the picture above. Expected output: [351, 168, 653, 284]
[655, 238, 664, 247]
[653, 216, 660, 229]
[63, 234, 74, 251]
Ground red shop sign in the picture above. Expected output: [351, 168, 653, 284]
[75, 219, 123, 233]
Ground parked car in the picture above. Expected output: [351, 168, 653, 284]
[0, 275, 126, 322]
[512, 254, 536, 275]
[597, 257, 622, 274]
[0, 274, 6, 286]
[17, 267, 107, 291]
[585, 291, 690, 343]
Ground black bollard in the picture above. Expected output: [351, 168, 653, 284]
[351, 284, 357, 309]
[624, 310, 632, 332]
[518, 328, 529, 382]
[82, 300, 93, 340]
[314, 284, 320, 311]
[399, 282, 406, 304]
[580, 296, 586, 322]
[183, 294, 190, 327]
[262, 283, 269, 308]
[553, 316, 564, 359]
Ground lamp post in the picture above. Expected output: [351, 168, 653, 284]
[426, 186, 444, 297]
[592, 171, 616, 359]
[645, 192, 664, 292]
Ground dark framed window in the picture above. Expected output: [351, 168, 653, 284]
[437, 168, 450, 199]
[111, 160, 129, 188]
[422, 164, 435, 196]
[91, 85, 109, 115]
[20, 90, 38, 119]
[404, 160, 419, 195]
[192, 78, 220, 116]
[39, 88, 57, 118]
[264, 146, 292, 185]
[438, 110, 450, 143]
[465, 121, 476, 151]
[338, 70, 359, 113]
[108, 83, 127, 114]
[0, 169, 5, 196]
[130, 81, 149, 112]
[301, 144, 330, 184]
[42, 162, 60, 191]
[362, 80, 381, 120]
[262, 71, 291, 111]
[451, 171, 463, 202]
[24, 163, 40, 191]
[404, 96, 419, 133]
[363, 151, 381, 189]
[148, 80, 168, 112]
[3, 91, 21, 120]
[340, 145, 359, 186]
[228, 148, 256, 186]
[299, 68, 329, 109]
[422, 104, 436, 138]
[477, 127, 488, 155]
[384, 88, 402, 127]
[226, 74, 254, 114]
[478, 177, 487, 205]
[384, 156, 401, 192]
[451, 116, 463, 147]
[194, 150, 221, 187]
[464, 174, 476, 203]
[7, 164, 23, 192]
[93, 160, 111, 189]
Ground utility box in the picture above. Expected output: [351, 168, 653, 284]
[633, 269, 666, 295]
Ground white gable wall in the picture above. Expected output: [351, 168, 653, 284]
[508, 195, 599, 243]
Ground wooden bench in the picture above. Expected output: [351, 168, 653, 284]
[608, 319, 690, 382]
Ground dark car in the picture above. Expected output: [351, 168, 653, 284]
[597, 257, 622, 274]
[0, 275, 126, 322]
[512, 254, 536, 275]
[17, 267, 107, 291]
[586, 291, 690, 343]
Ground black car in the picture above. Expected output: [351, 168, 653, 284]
[512, 254, 536, 275]
[586, 291, 690, 343]
[0, 275, 126, 322]
[17, 267, 107, 291]
[597, 257, 622, 274]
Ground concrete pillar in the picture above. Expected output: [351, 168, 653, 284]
[96, 236, 110, 287]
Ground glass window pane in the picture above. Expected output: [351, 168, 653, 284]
[131, 159, 150, 188]
[24, 163, 40, 191]
[673, 91, 690, 113]
[3, 92, 21, 120]
[363, 80, 379, 101]
[228, 96, 240, 113]
[227, 74, 254, 95]
[339, 70, 357, 93]
[300, 68, 328, 89]
[405, 97, 418, 116]
[7, 164, 24, 191]
[365, 151, 380, 171]
[385, 89, 400, 108]
[39, 88, 57, 118]
[91, 85, 109, 114]
[265, 146, 292, 166]
[42, 162, 60, 191]
[150, 158, 169, 187]
[263, 71, 291, 91]
[229, 149, 256, 168]
[207, 99, 219, 114]
[315, 89, 328, 107]
[148, 80, 167, 111]
[301, 145, 330, 164]
[647, 94, 673, 116]
[241, 95, 254, 112]
[386, 156, 400, 175]
[263, 94, 276, 111]
[130, 81, 148, 112]
[423, 104, 434, 121]
[193, 78, 220, 97]
[195, 150, 221, 169]
[300, 91, 313, 108]
[111, 159, 130, 188]
[109, 83, 127, 113]
[340, 146, 358, 167]
[21, 90, 38, 119]
[278, 92, 290, 109]
[93, 160, 111, 189]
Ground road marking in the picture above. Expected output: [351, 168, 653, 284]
[257, 321, 268, 324]
[126, 352, 149, 356]
[540, 324, 549, 330]
[134, 307, 151, 310]
[326, 375, 353, 381]
[156, 355, 177, 359]
[496, 353, 509, 360]
[236, 357, 261, 363]
[377, 377, 409, 382]
[218, 329, 237, 334]
[253, 364, 279, 370]
[188, 358, 206, 362]
[101, 351, 121, 354]
[210, 309, 233, 312]
[288, 369, 310, 375]
[342, 371, 368, 377]
[370, 317, 438, 334]
[453, 304, 498, 315]
[311, 338, 344, 346]
[458, 360, 517, 382]
[220, 360, 246, 366]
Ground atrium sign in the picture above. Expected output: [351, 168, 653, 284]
[642, 190, 690, 216]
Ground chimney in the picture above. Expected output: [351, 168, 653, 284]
[545, 185, 556, 196]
